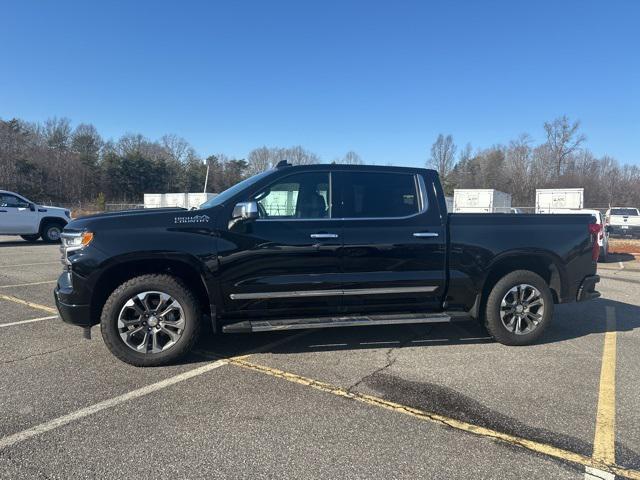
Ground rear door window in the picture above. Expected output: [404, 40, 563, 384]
[335, 172, 421, 218]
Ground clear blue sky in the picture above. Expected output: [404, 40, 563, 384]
[1, 0, 638, 166]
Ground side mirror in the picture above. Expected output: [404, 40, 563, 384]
[29, 203, 36, 211]
[229, 201, 258, 228]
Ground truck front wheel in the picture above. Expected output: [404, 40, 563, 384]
[100, 274, 202, 366]
[484, 270, 553, 346]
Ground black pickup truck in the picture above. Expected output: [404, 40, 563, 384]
[55, 163, 601, 366]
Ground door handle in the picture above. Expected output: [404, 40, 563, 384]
[0, 210, 6, 213]
[413, 232, 438, 238]
[310, 233, 339, 239]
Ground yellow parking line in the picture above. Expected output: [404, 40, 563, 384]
[0, 294, 57, 314]
[593, 307, 617, 464]
[229, 358, 640, 480]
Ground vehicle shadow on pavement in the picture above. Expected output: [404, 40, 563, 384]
[0, 240, 55, 247]
[187, 298, 639, 362]
[538, 298, 639, 345]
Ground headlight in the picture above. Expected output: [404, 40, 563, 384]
[60, 231, 94, 266]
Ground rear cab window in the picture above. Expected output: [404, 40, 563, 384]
[334, 171, 424, 218]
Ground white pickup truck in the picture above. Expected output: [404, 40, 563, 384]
[606, 207, 640, 238]
[0, 190, 71, 242]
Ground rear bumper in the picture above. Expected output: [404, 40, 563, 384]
[576, 275, 600, 302]
[609, 225, 640, 236]
[54, 271, 92, 326]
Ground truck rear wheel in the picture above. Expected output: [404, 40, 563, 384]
[484, 270, 553, 346]
[100, 274, 201, 366]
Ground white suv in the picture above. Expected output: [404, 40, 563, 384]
[0, 190, 71, 242]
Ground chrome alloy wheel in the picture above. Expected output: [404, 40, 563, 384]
[499, 284, 544, 335]
[117, 291, 185, 354]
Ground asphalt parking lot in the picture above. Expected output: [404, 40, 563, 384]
[0, 237, 639, 479]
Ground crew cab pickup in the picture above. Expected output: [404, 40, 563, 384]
[0, 190, 70, 242]
[54, 163, 601, 366]
[606, 207, 640, 237]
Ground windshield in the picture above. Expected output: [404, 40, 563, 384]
[611, 208, 639, 216]
[199, 170, 274, 209]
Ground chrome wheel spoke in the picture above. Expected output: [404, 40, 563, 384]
[151, 329, 162, 353]
[160, 326, 180, 343]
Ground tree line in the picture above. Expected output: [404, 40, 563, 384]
[429, 116, 640, 207]
[1, 115, 637, 209]
[0, 116, 363, 206]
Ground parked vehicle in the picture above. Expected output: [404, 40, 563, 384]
[535, 188, 584, 213]
[545, 209, 609, 262]
[0, 190, 70, 242]
[605, 207, 640, 237]
[55, 163, 601, 366]
[453, 189, 511, 213]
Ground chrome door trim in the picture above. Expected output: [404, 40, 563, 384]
[229, 285, 438, 300]
[310, 233, 339, 239]
[413, 232, 439, 238]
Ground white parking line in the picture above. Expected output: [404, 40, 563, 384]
[0, 358, 229, 451]
[0, 281, 57, 289]
[0, 315, 58, 328]
[0, 331, 309, 451]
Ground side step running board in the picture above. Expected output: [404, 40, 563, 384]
[222, 312, 454, 333]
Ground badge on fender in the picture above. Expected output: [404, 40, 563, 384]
[174, 214, 210, 224]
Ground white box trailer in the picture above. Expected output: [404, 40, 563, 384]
[144, 193, 216, 209]
[453, 189, 512, 213]
[535, 188, 584, 213]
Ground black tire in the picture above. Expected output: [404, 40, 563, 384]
[40, 221, 64, 243]
[20, 234, 40, 242]
[599, 245, 608, 263]
[100, 274, 202, 367]
[484, 270, 554, 346]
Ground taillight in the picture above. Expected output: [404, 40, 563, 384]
[589, 223, 602, 261]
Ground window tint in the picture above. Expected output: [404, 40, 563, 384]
[337, 172, 420, 218]
[611, 208, 639, 216]
[0, 194, 28, 208]
[254, 172, 330, 219]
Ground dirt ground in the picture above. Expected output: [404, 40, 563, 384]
[609, 238, 640, 255]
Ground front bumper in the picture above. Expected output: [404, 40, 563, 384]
[577, 275, 600, 302]
[54, 271, 92, 326]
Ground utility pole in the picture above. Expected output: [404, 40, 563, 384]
[203, 159, 209, 194]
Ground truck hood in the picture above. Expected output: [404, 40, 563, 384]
[65, 207, 218, 232]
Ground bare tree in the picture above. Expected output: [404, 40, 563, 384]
[428, 134, 457, 181]
[44, 117, 72, 150]
[335, 150, 363, 165]
[160, 134, 190, 163]
[543, 116, 586, 176]
[286, 145, 319, 165]
[246, 146, 274, 175]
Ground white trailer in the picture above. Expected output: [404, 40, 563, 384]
[453, 189, 512, 213]
[535, 188, 584, 213]
[144, 193, 216, 209]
